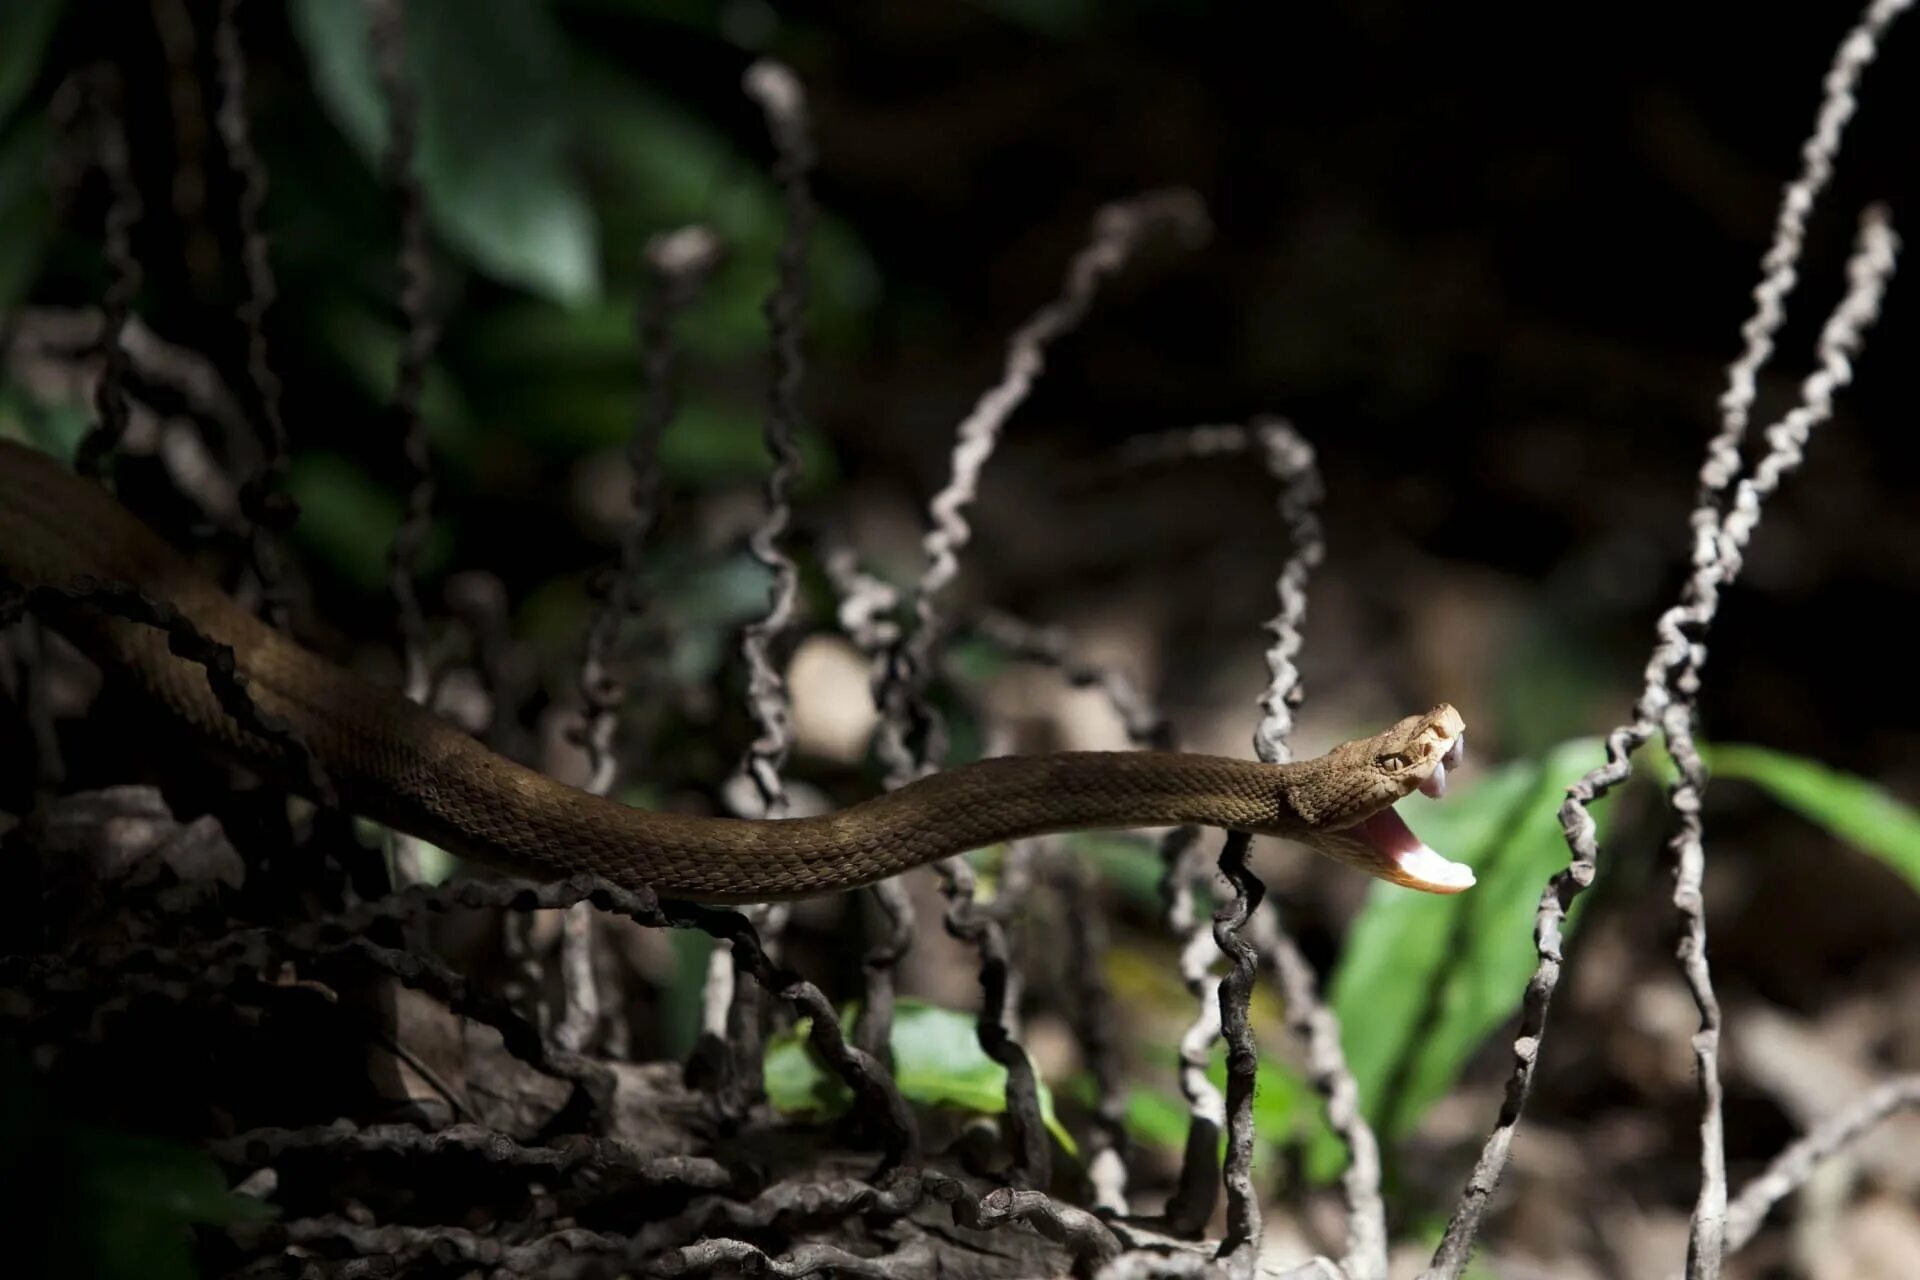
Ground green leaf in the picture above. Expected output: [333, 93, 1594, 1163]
[1062, 832, 1166, 911]
[1068, 1043, 1310, 1157]
[658, 928, 715, 1059]
[70, 1132, 273, 1280]
[0, 0, 63, 126]
[1702, 743, 1920, 895]
[971, 0, 1098, 36]
[289, 0, 600, 305]
[766, 999, 1078, 1155]
[1318, 738, 1614, 1174]
[1061, 1072, 1191, 1154]
[0, 381, 89, 463]
[1209, 1050, 1310, 1145]
[574, 63, 879, 352]
[312, 301, 476, 458]
[2, 1051, 273, 1280]
[1119, 1083, 1192, 1151]
[658, 398, 839, 491]
[406, 838, 461, 886]
[284, 450, 451, 591]
[0, 116, 51, 311]
[75, 1131, 276, 1227]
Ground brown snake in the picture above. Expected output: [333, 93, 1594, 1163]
[0, 439, 1474, 901]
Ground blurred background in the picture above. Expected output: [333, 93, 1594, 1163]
[3, 2, 1919, 1276]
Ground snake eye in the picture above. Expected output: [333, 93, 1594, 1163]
[1378, 751, 1411, 771]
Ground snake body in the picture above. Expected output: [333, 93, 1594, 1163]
[0, 440, 1473, 900]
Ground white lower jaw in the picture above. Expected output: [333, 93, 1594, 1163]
[1395, 843, 1476, 890]
[1351, 805, 1476, 892]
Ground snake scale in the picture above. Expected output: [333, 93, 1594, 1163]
[0, 439, 1474, 901]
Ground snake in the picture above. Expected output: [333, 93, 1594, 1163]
[0, 438, 1474, 902]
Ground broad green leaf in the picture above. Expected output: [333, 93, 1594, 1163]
[289, 0, 600, 305]
[1119, 1082, 1191, 1151]
[943, 634, 1009, 684]
[659, 399, 839, 491]
[1491, 612, 1617, 758]
[1319, 738, 1613, 1173]
[972, 0, 1098, 35]
[766, 999, 1077, 1155]
[312, 303, 476, 459]
[284, 450, 451, 591]
[573, 62, 879, 352]
[1067, 1045, 1310, 1156]
[73, 1132, 273, 1280]
[659, 928, 715, 1059]
[552, 0, 724, 30]
[0, 381, 88, 462]
[72, 1132, 274, 1280]
[350, 817, 458, 885]
[1062, 833, 1164, 911]
[0, 0, 63, 126]
[75, 1131, 276, 1227]
[406, 838, 460, 886]
[3, 1050, 273, 1280]
[1703, 743, 1920, 895]
[1210, 1049, 1309, 1145]
[0, 116, 51, 311]
[448, 330, 838, 492]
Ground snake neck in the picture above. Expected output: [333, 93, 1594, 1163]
[836, 751, 1309, 843]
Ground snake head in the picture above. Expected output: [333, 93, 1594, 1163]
[1291, 704, 1474, 894]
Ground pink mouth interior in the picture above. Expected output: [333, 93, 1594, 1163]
[1352, 806, 1476, 892]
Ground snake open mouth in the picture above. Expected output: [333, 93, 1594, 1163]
[1350, 807, 1475, 892]
[1357, 729, 1473, 892]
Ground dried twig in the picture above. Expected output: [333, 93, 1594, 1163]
[363, 0, 444, 896]
[1159, 820, 1223, 1237]
[1215, 421, 1337, 1271]
[1701, 0, 1912, 509]
[885, 189, 1208, 770]
[1421, 12, 1906, 1264]
[1653, 18, 1914, 1262]
[934, 851, 1054, 1187]
[1722, 1075, 1920, 1255]
[1125, 420, 1371, 1272]
[212, 0, 296, 629]
[16, 581, 335, 806]
[1054, 856, 1133, 1213]
[73, 67, 144, 481]
[1237, 423, 1388, 1278]
[366, 0, 441, 703]
[59, 872, 918, 1159]
[819, 552, 918, 1072]
[734, 59, 815, 819]
[573, 227, 721, 796]
[1669, 207, 1896, 1280]
[556, 227, 722, 1058]
[1426, 214, 1900, 1280]
[230, 1218, 626, 1272]
[5, 307, 253, 455]
[969, 610, 1173, 749]
[641, 1237, 935, 1279]
[212, 1118, 734, 1191]
[687, 61, 818, 1115]
[844, 191, 1207, 1188]
[1211, 832, 1264, 1267]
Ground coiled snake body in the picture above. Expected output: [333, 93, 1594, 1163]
[0, 440, 1473, 900]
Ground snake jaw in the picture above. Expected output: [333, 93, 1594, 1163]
[1318, 707, 1473, 892]
[1347, 807, 1476, 893]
